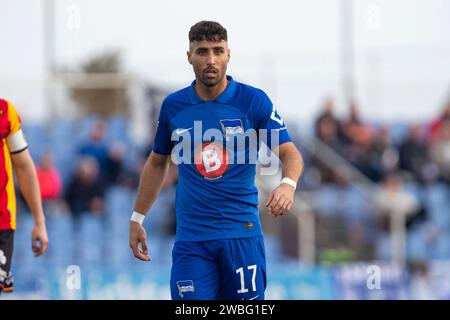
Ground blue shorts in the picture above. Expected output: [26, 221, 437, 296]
[170, 236, 267, 300]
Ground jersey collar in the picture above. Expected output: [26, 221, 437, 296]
[189, 75, 236, 105]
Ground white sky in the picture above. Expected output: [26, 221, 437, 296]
[1, 0, 450, 123]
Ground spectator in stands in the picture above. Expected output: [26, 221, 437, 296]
[429, 118, 450, 184]
[36, 152, 64, 215]
[316, 111, 343, 153]
[314, 97, 344, 148]
[428, 98, 450, 143]
[103, 141, 126, 189]
[312, 98, 346, 184]
[313, 117, 344, 183]
[341, 100, 366, 145]
[367, 126, 399, 182]
[398, 124, 432, 183]
[118, 152, 146, 190]
[374, 172, 420, 231]
[340, 101, 382, 181]
[65, 156, 105, 216]
[79, 119, 109, 181]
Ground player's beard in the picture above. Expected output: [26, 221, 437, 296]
[195, 67, 226, 88]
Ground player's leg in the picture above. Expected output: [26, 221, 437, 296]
[0, 229, 15, 294]
[218, 236, 267, 300]
[170, 241, 220, 300]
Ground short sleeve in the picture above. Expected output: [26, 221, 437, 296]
[255, 90, 292, 149]
[7, 100, 23, 136]
[4, 100, 28, 153]
[152, 99, 173, 155]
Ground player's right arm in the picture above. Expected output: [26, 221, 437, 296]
[129, 152, 171, 261]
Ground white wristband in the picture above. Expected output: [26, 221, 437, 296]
[280, 177, 297, 190]
[131, 211, 146, 224]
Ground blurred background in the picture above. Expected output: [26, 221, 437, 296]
[1, 0, 450, 299]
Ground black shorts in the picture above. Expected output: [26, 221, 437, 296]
[0, 229, 14, 293]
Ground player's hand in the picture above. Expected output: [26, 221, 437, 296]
[265, 183, 295, 217]
[31, 221, 48, 257]
[129, 222, 151, 261]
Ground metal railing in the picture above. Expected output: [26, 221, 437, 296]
[257, 135, 408, 268]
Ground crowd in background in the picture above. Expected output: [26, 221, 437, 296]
[313, 96, 450, 187]
[13, 93, 450, 265]
[18, 119, 149, 218]
[306, 93, 450, 264]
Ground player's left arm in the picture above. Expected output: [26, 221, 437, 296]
[10, 148, 48, 256]
[265, 141, 304, 217]
[5, 100, 48, 256]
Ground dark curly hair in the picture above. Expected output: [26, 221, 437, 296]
[188, 21, 227, 43]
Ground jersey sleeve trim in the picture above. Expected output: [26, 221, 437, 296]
[6, 129, 29, 153]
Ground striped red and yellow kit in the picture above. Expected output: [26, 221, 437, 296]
[0, 99, 24, 230]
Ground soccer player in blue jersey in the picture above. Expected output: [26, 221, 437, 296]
[129, 21, 304, 300]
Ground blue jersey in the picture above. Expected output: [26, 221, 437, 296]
[153, 75, 291, 242]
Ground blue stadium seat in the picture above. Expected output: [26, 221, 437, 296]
[424, 184, 450, 227]
[23, 124, 48, 160]
[434, 234, 450, 260]
[105, 115, 129, 143]
[407, 226, 428, 261]
[264, 234, 287, 263]
[106, 230, 132, 269]
[45, 215, 75, 267]
[74, 214, 105, 267]
[339, 186, 373, 222]
[313, 185, 340, 216]
[106, 186, 134, 214]
[374, 233, 391, 261]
